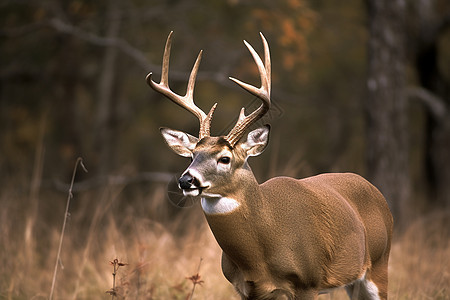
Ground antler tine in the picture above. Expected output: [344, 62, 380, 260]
[146, 31, 215, 139]
[226, 32, 271, 146]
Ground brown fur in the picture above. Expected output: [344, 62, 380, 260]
[205, 173, 393, 299]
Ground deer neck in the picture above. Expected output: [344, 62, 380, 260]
[201, 165, 261, 216]
[201, 166, 266, 272]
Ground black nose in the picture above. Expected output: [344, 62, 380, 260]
[179, 173, 197, 189]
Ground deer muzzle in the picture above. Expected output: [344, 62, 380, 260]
[178, 172, 204, 196]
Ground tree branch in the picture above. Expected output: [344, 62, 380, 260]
[49, 18, 153, 69]
[47, 18, 229, 84]
[46, 172, 174, 193]
[406, 86, 448, 121]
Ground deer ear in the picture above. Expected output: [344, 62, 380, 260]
[160, 128, 198, 157]
[240, 125, 270, 157]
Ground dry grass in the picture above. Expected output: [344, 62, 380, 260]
[389, 211, 449, 299]
[0, 173, 448, 299]
[0, 175, 237, 299]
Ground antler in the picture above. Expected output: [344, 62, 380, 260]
[146, 31, 216, 139]
[225, 32, 271, 146]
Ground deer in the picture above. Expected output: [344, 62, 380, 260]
[146, 32, 393, 300]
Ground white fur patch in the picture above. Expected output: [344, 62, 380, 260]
[363, 279, 380, 300]
[341, 272, 381, 300]
[201, 197, 240, 214]
[183, 189, 200, 197]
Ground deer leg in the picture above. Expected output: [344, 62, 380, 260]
[364, 258, 389, 300]
[221, 253, 249, 298]
[345, 281, 361, 300]
[345, 260, 388, 300]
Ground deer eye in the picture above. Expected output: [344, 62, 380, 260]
[218, 156, 231, 164]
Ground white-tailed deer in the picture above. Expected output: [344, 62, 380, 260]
[146, 32, 393, 300]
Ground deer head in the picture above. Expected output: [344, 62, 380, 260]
[146, 31, 271, 200]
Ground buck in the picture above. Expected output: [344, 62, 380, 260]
[146, 32, 393, 300]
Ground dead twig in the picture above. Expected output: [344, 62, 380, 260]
[49, 157, 88, 300]
[106, 258, 128, 299]
[186, 258, 204, 300]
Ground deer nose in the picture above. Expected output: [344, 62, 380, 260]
[178, 172, 198, 189]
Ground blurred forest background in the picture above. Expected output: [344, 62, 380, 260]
[1, 0, 449, 299]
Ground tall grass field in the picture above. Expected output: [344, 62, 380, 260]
[0, 169, 448, 299]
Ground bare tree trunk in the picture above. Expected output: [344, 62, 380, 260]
[413, 0, 450, 208]
[95, 0, 121, 176]
[366, 0, 410, 228]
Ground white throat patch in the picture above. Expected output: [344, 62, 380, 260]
[201, 197, 240, 215]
